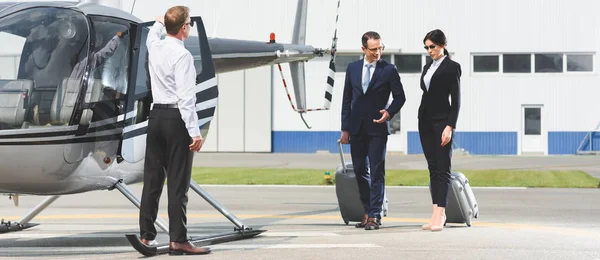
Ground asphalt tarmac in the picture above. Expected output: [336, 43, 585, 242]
[1, 185, 599, 259]
[1, 153, 599, 259]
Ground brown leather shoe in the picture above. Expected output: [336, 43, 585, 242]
[355, 214, 368, 228]
[169, 241, 211, 255]
[365, 217, 379, 230]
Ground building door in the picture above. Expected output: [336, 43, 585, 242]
[521, 105, 543, 154]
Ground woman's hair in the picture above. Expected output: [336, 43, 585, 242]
[423, 29, 449, 58]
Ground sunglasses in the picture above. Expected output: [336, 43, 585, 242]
[183, 20, 195, 27]
[424, 44, 436, 50]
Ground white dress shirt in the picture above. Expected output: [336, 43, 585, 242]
[361, 58, 377, 93]
[423, 55, 447, 91]
[146, 22, 200, 138]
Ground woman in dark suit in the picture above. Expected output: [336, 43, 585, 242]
[418, 29, 461, 232]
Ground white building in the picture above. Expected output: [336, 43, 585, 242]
[2, 0, 599, 155]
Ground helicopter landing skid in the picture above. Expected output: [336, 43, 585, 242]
[126, 228, 265, 256]
[0, 220, 38, 234]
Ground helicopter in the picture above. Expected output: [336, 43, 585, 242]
[0, 0, 339, 254]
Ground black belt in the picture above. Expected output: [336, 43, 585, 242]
[154, 103, 178, 109]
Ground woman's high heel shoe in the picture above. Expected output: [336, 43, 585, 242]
[421, 223, 431, 230]
[431, 215, 446, 232]
[422, 205, 437, 230]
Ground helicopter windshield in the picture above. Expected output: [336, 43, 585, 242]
[0, 7, 89, 130]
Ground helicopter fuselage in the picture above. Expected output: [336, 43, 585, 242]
[0, 2, 317, 197]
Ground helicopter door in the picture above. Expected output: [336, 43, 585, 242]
[120, 16, 218, 163]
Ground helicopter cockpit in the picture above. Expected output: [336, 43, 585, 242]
[0, 6, 130, 130]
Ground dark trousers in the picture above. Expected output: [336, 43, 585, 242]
[350, 123, 387, 219]
[419, 118, 453, 207]
[139, 108, 194, 242]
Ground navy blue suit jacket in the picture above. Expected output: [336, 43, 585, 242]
[341, 58, 406, 136]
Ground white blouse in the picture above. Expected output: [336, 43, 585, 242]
[423, 55, 447, 91]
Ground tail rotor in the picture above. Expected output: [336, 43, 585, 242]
[277, 0, 341, 129]
[323, 0, 340, 110]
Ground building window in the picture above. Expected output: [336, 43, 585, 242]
[535, 53, 563, 73]
[472, 53, 594, 74]
[524, 107, 541, 135]
[473, 55, 499, 72]
[381, 54, 392, 64]
[389, 111, 401, 134]
[394, 54, 422, 73]
[566, 54, 593, 72]
[503, 54, 531, 73]
[334, 54, 360, 73]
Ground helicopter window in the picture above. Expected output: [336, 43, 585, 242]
[86, 16, 131, 104]
[0, 32, 25, 80]
[0, 7, 89, 129]
[183, 31, 203, 78]
[134, 26, 151, 97]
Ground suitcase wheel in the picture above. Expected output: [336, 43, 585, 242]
[344, 220, 349, 225]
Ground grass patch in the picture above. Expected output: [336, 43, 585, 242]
[191, 167, 599, 188]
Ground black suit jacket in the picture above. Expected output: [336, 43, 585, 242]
[418, 57, 461, 128]
[341, 58, 406, 136]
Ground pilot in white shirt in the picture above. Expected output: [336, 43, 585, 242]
[138, 7, 211, 256]
[146, 20, 200, 138]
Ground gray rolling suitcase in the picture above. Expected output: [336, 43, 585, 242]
[335, 140, 388, 225]
[445, 171, 479, 227]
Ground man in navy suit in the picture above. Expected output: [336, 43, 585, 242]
[340, 31, 406, 230]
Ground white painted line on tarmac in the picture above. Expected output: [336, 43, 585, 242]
[0, 244, 382, 254]
[259, 231, 340, 237]
[0, 247, 132, 254]
[2, 233, 127, 242]
[209, 243, 382, 249]
[2, 231, 341, 241]
[1, 233, 123, 239]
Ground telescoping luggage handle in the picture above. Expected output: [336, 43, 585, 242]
[337, 139, 347, 173]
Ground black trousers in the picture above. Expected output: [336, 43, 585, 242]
[139, 108, 194, 242]
[350, 123, 387, 219]
[419, 118, 453, 207]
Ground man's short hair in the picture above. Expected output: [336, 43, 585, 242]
[361, 31, 380, 48]
[164, 6, 189, 36]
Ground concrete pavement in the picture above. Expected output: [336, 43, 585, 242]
[1, 185, 599, 259]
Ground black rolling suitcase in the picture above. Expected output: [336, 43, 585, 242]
[335, 140, 388, 225]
